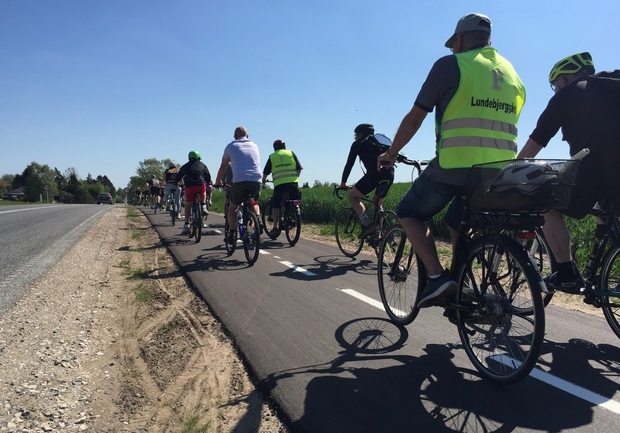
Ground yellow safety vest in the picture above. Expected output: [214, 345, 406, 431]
[438, 47, 526, 169]
[270, 150, 299, 186]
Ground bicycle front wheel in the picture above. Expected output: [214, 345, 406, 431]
[600, 245, 620, 339]
[454, 235, 545, 385]
[377, 225, 424, 325]
[373, 210, 399, 256]
[335, 207, 363, 257]
[284, 205, 301, 246]
[243, 212, 260, 265]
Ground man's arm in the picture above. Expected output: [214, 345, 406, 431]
[262, 159, 272, 183]
[378, 105, 428, 168]
[517, 138, 543, 159]
[215, 156, 231, 185]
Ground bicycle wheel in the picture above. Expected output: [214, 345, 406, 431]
[193, 202, 202, 243]
[377, 225, 424, 325]
[261, 201, 279, 240]
[243, 211, 260, 265]
[372, 210, 399, 256]
[284, 204, 301, 246]
[335, 207, 363, 257]
[454, 234, 545, 385]
[600, 245, 620, 339]
[224, 200, 235, 255]
[170, 200, 176, 226]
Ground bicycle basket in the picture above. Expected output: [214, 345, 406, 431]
[464, 158, 580, 211]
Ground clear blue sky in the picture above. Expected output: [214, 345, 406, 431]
[2, 0, 618, 190]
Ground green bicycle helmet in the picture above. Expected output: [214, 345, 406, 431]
[548, 52, 595, 84]
[188, 150, 201, 160]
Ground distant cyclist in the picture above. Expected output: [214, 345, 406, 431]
[262, 139, 303, 236]
[164, 161, 181, 218]
[175, 151, 212, 235]
[340, 123, 395, 239]
[147, 175, 163, 209]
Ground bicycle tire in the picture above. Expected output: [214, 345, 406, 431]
[377, 225, 424, 325]
[170, 200, 176, 226]
[372, 210, 399, 256]
[243, 211, 260, 265]
[261, 201, 279, 240]
[600, 245, 620, 339]
[284, 204, 301, 246]
[192, 201, 202, 243]
[335, 207, 363, 257]
[517, 230, 554, 307]
[454, 234, 545, 385]
[224, 199, 235, 255]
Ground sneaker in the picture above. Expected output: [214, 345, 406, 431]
[207, 199, 213, 207]
[202, 205, 209, 216]
[544, 272, 583, 294]
[417, 270, 458, 308]
[181, 224, 190, 235]
[358, 223, 376, 239]
[269, 227, 281, 238]
[225, 232, 236, 244]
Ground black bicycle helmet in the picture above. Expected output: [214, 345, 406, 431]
[354, 123, 375, 137]
[273, 139, 286, 150]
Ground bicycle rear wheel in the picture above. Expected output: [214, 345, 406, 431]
[170, 200, 176, 226]
[335, 207, 363, 257]
[224, 200, 235, 255]
[193, 202, 202, 243]
[261, 201, 279, 240]
[284, 204, 301, 246]
[454, 234, 545, 385]
[243, 211, 260, 265]
[600, 245, 620, 339]
[377, 225, 424, 325]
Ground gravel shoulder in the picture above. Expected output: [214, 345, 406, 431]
[0, 207, 287, 433]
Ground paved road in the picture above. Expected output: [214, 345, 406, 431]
[144, 207, 620, 433]
[0, 203, 113, 316]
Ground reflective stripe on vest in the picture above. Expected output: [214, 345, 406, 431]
[270, 150, 299, 186]
[438, 47, 525, 169]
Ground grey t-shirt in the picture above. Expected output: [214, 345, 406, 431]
[223, 137, 262, 183]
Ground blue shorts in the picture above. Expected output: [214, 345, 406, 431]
[396, 171, 462, 228]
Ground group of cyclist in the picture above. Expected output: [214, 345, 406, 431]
[342, 12, 620, 310]
[141, 12, 619, 316]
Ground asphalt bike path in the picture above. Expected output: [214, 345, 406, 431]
[142, 208, 620, 433]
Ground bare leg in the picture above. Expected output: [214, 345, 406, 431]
[542, 210, 571, 263]
[398, 216, 443, 276]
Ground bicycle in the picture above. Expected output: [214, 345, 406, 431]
[166, 188, 178, 226]
[376, 158, 580, 384]
[521, 200, 620, 339]
[333, 155, 423, 258]
[222, 184, 261, 265]
[262, 183, 302, 246]
[189, 191, 204, 243]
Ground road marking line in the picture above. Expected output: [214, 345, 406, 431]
[339, 288, 385, 311]
[279, 260, 317, 276]
[0, 206, 60, 215]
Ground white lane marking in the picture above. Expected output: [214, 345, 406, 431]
[340, 288, 620, 414]
[279, 260, 317, 276]
[340, 288, 386, 311]
[493, 354, 620, 414]
[0, 206, 60, 215]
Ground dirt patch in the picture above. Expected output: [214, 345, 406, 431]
[0, 207, 288, 433]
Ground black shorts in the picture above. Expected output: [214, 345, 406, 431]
[271, 183, 300, 209]
[230, 181, 261, 206]
[355, 168, 395, 197]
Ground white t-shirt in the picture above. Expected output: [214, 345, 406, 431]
[223, 137, 262, 183]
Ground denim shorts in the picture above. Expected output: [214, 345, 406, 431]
[396, 170, 462, 226]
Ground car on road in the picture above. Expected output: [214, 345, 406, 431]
[96, 192, 113, 205]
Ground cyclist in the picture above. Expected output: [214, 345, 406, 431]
[340, 123, 395, 239]
[517, 52, 620, 292]
[175, 150, 212, 235]
[147, 175, 163, 209]
[377, 13, 526, 308]
[214, 126, 262, 245]
[262, 139, 303, 237]
[164, 161, 181, 218]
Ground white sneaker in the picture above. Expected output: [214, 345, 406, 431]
[202, 205, 209, 216]
[181, 224, 190, 235]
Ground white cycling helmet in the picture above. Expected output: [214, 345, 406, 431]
[490, 161, 557, 195]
